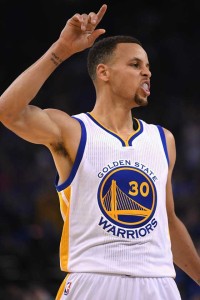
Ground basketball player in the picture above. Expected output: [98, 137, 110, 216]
[0, 4, 199, 300]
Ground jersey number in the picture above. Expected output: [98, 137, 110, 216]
[129, 181, 149, 197]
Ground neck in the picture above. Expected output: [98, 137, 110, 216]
[90, 98, 136, 136]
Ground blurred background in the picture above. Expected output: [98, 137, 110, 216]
[0, 0, 199, 299]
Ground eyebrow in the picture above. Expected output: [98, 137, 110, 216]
[129, 57, 150, 69]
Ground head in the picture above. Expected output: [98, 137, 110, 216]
[87, 35, 151, 107]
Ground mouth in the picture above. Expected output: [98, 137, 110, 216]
[140, 81, 150, 96]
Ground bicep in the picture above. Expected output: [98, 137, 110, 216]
[2, 105, 62, 145]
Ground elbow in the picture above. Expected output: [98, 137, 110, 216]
[0, 111, 18, 127]
[0, 102, 24, 127]
[0, 99, 13, 124]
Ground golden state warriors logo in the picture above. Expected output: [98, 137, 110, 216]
[98, 166, 157, 229]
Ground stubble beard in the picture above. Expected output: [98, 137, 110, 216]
[134, 94, 149, 107]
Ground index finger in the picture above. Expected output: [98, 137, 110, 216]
[96, 4, 107, 24]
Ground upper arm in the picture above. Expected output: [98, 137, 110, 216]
[1, 104, 79, 147]
[163, 128, 177, 222]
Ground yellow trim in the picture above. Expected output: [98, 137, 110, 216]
[88, 112, 140, 146]
[58, 186, 71, 272]
[100, 167, 156, 226]
[55, 273, 70, 300]
[58, 193, 68, 220]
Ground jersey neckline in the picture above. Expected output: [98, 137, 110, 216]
[86, 112, 143, 147]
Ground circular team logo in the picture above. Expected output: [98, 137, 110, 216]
[98, 167, 157, 228]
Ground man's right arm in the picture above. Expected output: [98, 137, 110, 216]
[0, 39, 77, 146]
[0, 4, 107, 146]
[0, 42, 74, 145]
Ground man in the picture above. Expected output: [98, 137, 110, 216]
[0, 4, 199, 300]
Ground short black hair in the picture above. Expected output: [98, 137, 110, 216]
[87, 35, 142, 81]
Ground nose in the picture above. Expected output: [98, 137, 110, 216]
[141, 66, 151, 78]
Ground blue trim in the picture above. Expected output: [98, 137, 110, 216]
[86, 112, 126, 146]
[157, 125, 169, 166]
[55, 118, 87, 192]
[128, 119, 143, 146]
[86, 113, 143, 147]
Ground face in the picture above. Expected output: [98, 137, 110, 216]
[106, 43, 151, 108]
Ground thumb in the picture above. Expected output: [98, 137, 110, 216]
[87, 29, 106, 46]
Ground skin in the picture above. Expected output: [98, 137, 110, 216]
[0, 3, 199, 286]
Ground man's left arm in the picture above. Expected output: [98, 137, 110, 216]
[164, 128, 200, 285]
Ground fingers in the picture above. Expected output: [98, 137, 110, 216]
[87, 29, 106, 46]
[71, 4, 107, 32]
[96, 4, 107, 24]
[88, 12, 98, 25]
[87, 4, 107, 28]
[80, 13, 98, 31]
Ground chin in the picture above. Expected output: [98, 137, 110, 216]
[135, 95, 148, 107]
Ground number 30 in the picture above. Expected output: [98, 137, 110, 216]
[129, 181, 149, 197]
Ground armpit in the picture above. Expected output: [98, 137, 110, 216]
[50, 141, 68, 158]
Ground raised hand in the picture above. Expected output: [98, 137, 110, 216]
[58, 4, 107, 56]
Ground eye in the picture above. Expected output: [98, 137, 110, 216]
[130, 63, 139, 68]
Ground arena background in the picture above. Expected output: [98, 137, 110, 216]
[0, 0, 199, 299]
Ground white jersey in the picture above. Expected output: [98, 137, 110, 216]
[55, 112, 176, 278]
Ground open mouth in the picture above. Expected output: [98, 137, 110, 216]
[141, 82, 150, 96]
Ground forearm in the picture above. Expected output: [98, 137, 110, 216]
[169, 215, 200, 285]
[0, 40, 72, 123]
[0, 6, 107, 124]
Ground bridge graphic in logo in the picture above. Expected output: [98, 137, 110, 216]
[98, 167, 157, 228]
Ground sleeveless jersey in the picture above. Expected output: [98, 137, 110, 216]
[55, 112, 176, 278]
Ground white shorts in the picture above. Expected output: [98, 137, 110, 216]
[56, 273, 182, 300]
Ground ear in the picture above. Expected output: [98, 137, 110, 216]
[96, 64, 109, 82]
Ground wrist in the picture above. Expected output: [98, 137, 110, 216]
[50, 39, 74, 63]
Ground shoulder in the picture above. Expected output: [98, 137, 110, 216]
[141, 118, 176, 148]
[142, 121, 176, 171]
[163, 128, 176, 153]
[44, 108, 82, 147]
[163, 127, 176, 171]
[45, 108, 81, 130]
[143, 121, 176, 169]
[140, 119, 177, 172]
